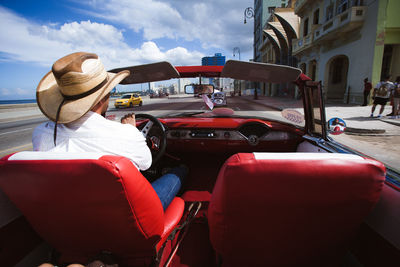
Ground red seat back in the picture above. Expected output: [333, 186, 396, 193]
[208, 153, 386, 266]
[0, 152, 174, 265]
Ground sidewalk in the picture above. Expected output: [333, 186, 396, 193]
[240, 95, 400, 135]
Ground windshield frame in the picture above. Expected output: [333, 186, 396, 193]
[302, 81, 327, 140]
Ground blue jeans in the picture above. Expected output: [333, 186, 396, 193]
[151, 166, 187, 210]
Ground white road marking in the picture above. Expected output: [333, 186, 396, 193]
[0, 127, 34, 136]
[0, 143, 33, 157]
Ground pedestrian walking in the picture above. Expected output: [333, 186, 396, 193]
[362, 77, 372, 106]
[370, 75, 394, 118]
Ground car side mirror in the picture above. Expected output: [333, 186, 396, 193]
[328, 117, 346, 135]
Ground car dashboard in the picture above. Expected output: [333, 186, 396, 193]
[157, 117, 304, 154]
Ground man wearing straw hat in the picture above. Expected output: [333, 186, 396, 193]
[32, 52, 187, 210]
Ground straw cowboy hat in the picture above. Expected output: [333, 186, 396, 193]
[36, 52, 130, 124]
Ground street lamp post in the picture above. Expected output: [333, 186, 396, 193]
[244, 7, 254, 24]
[244, 7, 258, 99]
[233, 47, 241, 96]
[233, 47, 241, 60]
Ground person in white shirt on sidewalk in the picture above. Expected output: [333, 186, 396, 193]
[32, 52, 187, 210]
[370, 75, 394, 118]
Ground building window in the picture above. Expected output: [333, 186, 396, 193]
[381, 45, 393, 80]
[332, 57, 345, 84]
[326, 4, 334, 21]
[310, 60, 317, 81]
[352, 0, 363, 7]
[313, 9, 320, 24]
[303, 18, 309, 37]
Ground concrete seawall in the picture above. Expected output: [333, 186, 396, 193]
[0, 103, 45, 123]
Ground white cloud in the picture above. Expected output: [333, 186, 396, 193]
[0, 87, 31, 97]
[0, 6, 205, 69]
[0, 7, 73, 65]
[0, 1, 256, 100]
[165, 47, 204, 66]
[0, 88, 11, 96]
[85, 0, 253, 53]
[15, 88, 31, 96]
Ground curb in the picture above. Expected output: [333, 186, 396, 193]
[380, 119, 400, 127]
[345, 127, 385, 134]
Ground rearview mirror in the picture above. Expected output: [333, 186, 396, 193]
[185, 84, 214, 95]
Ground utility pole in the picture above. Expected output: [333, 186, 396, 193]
[233, 47, 242, 96]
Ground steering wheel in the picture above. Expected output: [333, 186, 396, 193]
[135, 113, 167, 165]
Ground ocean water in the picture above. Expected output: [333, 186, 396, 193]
[0, 99, 36, 105]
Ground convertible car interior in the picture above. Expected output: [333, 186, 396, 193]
[0, 60, 397, 267]
[0, 149, 386, 267]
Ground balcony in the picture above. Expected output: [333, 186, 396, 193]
[314, 6, 367, 42]
[292, 25, 319, 55]
[292, 35, 311, 54]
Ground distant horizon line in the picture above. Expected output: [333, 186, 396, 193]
[0, 99, 37, 105]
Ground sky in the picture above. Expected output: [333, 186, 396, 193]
[0, 0, 254, 100]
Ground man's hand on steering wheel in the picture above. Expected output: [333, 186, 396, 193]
[121, 113, 136, 125]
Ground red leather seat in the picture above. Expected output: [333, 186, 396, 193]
[208, 153, 386, 267]
[0, 152, 184, 266]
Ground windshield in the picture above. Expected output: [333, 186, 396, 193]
[110, 78, 305, 129]
[121, 95, 131, 99]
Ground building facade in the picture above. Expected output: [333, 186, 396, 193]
[254, 0, 289, 62]
[293, 0, 400, 103]
[201, 53, 226, 66]
[250, 0, 400, 103]
[256, 1, 299, 96]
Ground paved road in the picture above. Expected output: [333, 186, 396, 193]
[0, 117, 47, 157]
[106, 95, 276, 119]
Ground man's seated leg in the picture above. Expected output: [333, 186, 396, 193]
[151, 166, 188, 210]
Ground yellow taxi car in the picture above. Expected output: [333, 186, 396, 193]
[114, 93, 143, 108]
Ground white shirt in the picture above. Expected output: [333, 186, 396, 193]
[32, 111, 152, 170]
[374, 81, 394, 99]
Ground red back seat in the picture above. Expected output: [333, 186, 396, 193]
[0, 152, 184, 266]
[208, 152, 385, 266]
